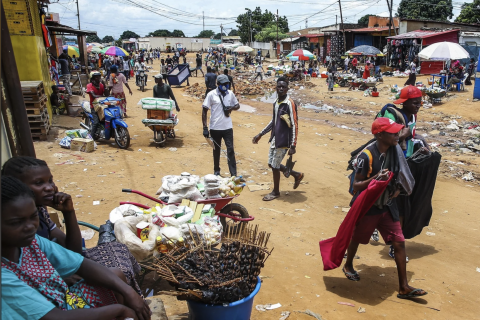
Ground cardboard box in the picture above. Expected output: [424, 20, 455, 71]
[70, 138, 95, 153]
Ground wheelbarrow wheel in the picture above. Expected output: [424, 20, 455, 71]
[220, 203, 249, 234]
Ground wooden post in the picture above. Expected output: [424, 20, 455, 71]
[77, 35, 88, 68]
[338, 0, 346, 53]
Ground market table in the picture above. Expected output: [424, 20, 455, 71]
[430, 74, 447, 89]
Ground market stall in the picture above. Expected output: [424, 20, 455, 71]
[386, 29, 460, 74]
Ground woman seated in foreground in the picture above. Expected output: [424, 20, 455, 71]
[1, 176, 151, 320]
[1, 156, 143, 296]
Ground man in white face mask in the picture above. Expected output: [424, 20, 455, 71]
[202, 75, 240, 176]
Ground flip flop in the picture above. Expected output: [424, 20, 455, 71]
[397, 288, 428, 299]
[342, 267, 360, 281]
[262, 193, 280, 201]
[293, 173, 304, 190]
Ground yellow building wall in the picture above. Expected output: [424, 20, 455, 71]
[10, 35, 53, 121]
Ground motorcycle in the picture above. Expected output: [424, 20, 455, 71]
[137, 69, 147, 92]
[80, 97, 131, 149]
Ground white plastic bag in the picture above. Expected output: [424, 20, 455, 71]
[109, 204, 143, 224]
[160, 207, 194, 227]
[114, 215, 161, 262]
[156, 175, 204, 203]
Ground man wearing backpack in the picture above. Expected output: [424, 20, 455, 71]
[342, 117, 427, 300]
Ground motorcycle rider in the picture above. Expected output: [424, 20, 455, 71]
[134, 58, 148, 87]
[86, 72, 107, 140]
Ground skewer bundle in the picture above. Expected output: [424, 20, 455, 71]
[151, 224, 273, 304]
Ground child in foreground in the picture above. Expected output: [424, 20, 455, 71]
[1, 176, 151, 320]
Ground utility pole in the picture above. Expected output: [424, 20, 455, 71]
[391, 0, 396, 35]
[203, 11, 204, 31]
[387, 0, 392, 36]
[276, 9, 279, 58]
[221, 24, 223, 43]
[250, 13, 252, 46]
[306, 18, 308, 29]
[76, 0, 80, 29]
[336, 15, 337, 27]
[338, 0, 346, 53]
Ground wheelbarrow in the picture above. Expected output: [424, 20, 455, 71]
[120, 188, 255, 232]
[140, 98, 179, 147]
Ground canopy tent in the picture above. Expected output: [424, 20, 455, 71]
[418, 41, 470, 61]
[346, 45, 381, 56]
[234, 46, 254, 53]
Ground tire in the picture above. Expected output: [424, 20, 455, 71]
[84, 117, 92, 132]
[115, 127, 130, 149]
[220, 203, 249, 234]
[141, 84, 145, 92]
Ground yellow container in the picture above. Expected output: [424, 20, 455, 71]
[7, 19, 32, 35]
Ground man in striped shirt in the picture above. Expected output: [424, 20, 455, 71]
[252, 77, 305, 201]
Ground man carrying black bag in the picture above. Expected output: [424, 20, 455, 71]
[202, 74, 240, 176]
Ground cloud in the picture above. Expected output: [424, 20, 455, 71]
[48, 0, 472, 39]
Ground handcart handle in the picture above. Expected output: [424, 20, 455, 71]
[120, 188, 167, 205]
[122, 188, 132, 193]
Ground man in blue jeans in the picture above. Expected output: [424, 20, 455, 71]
[202, 75, 240, 176]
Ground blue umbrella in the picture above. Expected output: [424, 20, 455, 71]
[346, 45, 381, 56]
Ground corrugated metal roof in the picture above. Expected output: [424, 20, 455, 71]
[347, 26, 396, 32]
[304, 34, 324, 38]
[387, 29, 459, 39]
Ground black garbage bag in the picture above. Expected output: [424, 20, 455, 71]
[97, 220, 117, 245]
[397, 151, 442, 239]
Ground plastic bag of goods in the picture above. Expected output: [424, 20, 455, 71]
[179, 223, 205, 243]
[156, 174, 204, 204]
[109, 204, 144, 224]
[59, 136, 72, 149]
[203, 174, 223, 198]
[203, 216, 223, 246]
[158, 205, 194, 227]
[218, 176, 246, 198]
[114, 215, 161, 262]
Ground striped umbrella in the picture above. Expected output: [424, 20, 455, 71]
[63, 45, 80, 57]
[286, 49, 314, 61]
[101, 46, 129, 56]
[91, 46, 103, 54]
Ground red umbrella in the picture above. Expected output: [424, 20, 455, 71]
[319, 173, 393, 271]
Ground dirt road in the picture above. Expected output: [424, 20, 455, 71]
[37, 54, 480, 319]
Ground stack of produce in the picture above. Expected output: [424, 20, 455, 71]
[201, 175, 246, 199]
[154, 224, 273, 304]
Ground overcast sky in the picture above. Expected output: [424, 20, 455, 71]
[47, 0, 473, 39]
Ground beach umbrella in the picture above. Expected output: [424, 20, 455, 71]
[418, 41, 470, 60]
[286, 49, 314, 61]
[91, 46, 103, 54]
[217, 44, 225, 48]
[234, 46, 254, 53]
[63, 45, 79, 56]
[346, 45, 381, 56]
[101, 46, 129, 56]
[89, 42, 104, 48]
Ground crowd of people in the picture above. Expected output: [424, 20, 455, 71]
[16, 41, 468, 318]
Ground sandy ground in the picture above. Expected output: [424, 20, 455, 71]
[35, 53, 480, 319]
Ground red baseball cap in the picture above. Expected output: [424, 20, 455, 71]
[372, 117, 404, 134]
[393, 85, 423, 104]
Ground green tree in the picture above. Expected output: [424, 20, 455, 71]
[115, 39, 122, 47]
[120, 30, 140, 39]
[171, 30, 186, 37]
[213, 32, 226, 39]
[236, 7, 288, 44]
[455, 0, 480, 23]
[148, 29, 172, 37]
[254, 23, 288, 42]
[397, 0, 453, 21]
[228, 29, 239, 36]
[102, 35, 115, 43]
[196, 30, 215, 38]
[86, 34, 101, 43]
[358, 14, 375, 26]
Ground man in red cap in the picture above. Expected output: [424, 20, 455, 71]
[342, 117, 428, 299]
[376, 85, 441, 261]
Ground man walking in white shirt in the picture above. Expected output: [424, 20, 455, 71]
[202, 75, 240, 176]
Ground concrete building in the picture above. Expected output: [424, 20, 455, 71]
[137, 37, 210, 52]
[399, 18, 480, 34]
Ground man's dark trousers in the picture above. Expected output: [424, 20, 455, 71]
[210, 128, 237, 176]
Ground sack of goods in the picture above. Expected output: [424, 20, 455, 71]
[200, 174, 246, 199]
[156, 173, 203, 203]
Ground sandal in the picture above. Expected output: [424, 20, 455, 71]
[262, 192, 280, 201]
[293, 173, 304, 190]
[397, 288, 428, 299]
[342, 267, 360, 281]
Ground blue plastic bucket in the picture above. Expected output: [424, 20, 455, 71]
[186, 277, 261, 320]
